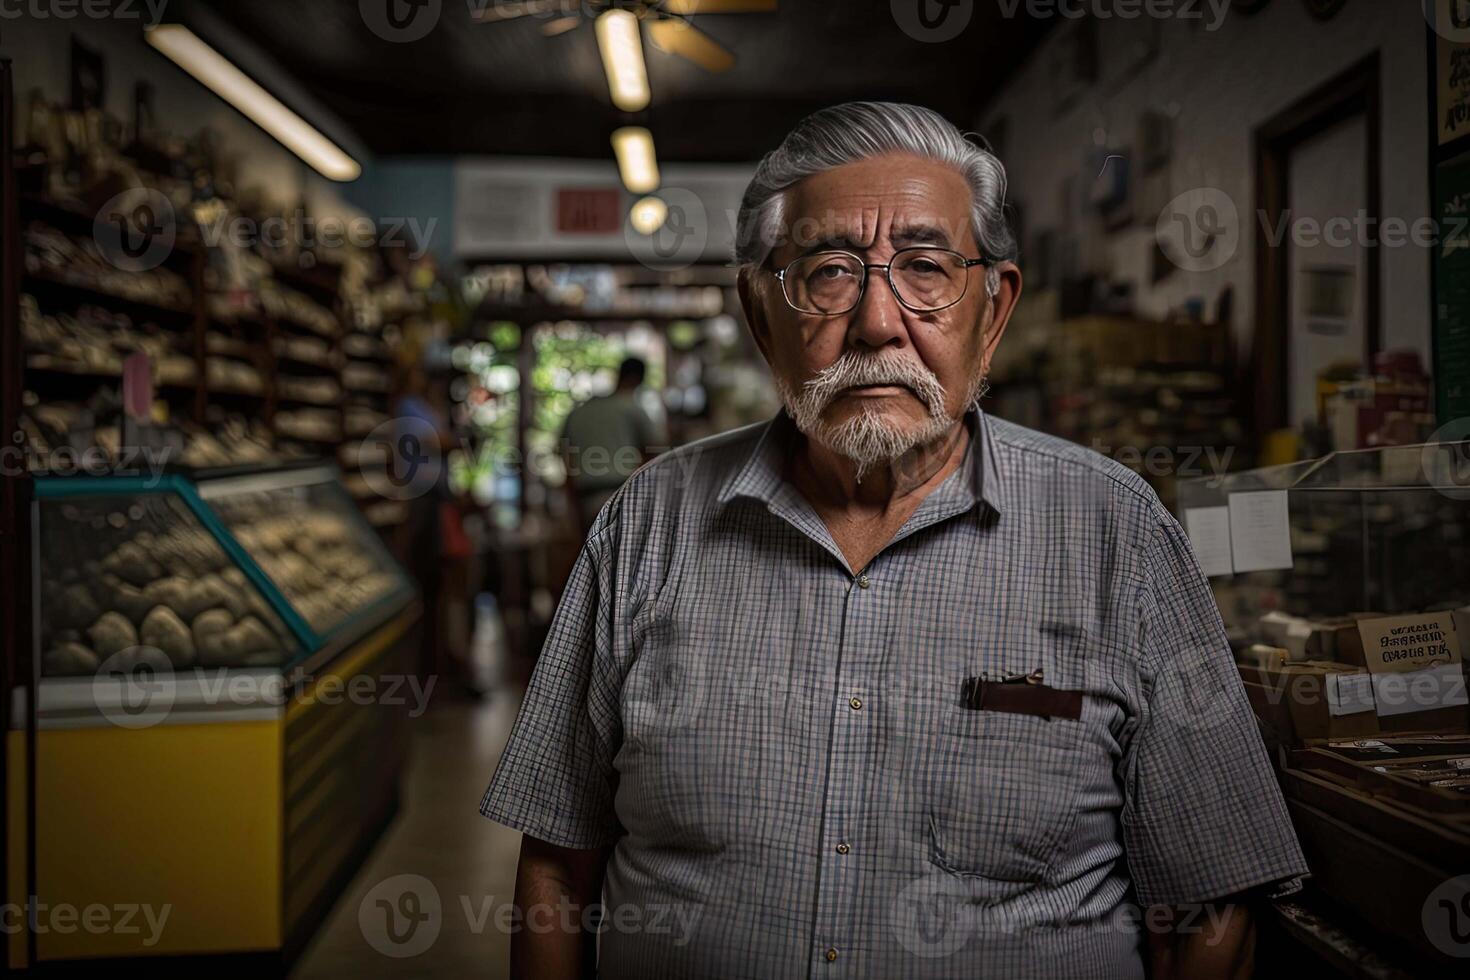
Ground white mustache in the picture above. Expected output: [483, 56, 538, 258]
[801, 351, 947, 418]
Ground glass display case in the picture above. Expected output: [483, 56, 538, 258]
[1181, 442, 1470, 976]
[200, 466, 408, 639]
[19, 463, 420, 967]
[33, 463, 415, 677]
[1176, 441, 1470, 642]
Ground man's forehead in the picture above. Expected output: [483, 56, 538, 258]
[778, 154, 974, 252]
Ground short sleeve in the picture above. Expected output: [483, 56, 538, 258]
[634, 402, 660, 450]
[1120, 513, 1310, 906]
[479, 531, 623, 849]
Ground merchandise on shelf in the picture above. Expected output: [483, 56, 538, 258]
[37, 494, 297, 675]
[23, 221, 191, 310]
[274, 407, 343, 444]
[276, 375, 343, 405]
[992, 315, 1240, 510]
[21, 294, 194, 383]
[259, 283, 339, 338]
[342, 362, 391, 392]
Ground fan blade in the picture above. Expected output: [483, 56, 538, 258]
[662, 0, 776, 13]
[469, 0, 560, 23]
[541, 16, 580, 35]
[646, 20, 736, 72]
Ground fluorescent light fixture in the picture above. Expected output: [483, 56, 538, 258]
[611, 127, 660, 194]
[145, 24, 361, 181]
[595, 9, 650, 112]
[629, 195, 668, 235]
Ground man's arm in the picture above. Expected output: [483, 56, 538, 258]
[1145, 898, 1255, 980]
[510, 835, 612, 980]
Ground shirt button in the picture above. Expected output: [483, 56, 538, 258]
[849, 696, 863, 710]
[836, 842, 850, 854]
[825, 947, 839, 962]
[857, 574, 870, 589]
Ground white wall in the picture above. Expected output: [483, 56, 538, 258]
[453, 158, 753, 262]
[979, 1, 1430, 362]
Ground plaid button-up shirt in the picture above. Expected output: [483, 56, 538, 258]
[481, 408, 1308, 979]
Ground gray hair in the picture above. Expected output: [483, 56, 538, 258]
[735, 101, 1016, 296]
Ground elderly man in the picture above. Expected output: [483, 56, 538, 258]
[481, 102, 1307, 979]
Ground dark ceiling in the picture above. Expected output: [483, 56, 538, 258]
[189, 0, 1052, 161]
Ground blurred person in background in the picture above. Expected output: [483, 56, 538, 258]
[560, 356, 661, 531]
[394, 362, 477, 698]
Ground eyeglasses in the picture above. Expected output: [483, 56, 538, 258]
[773, 246, 988, 316]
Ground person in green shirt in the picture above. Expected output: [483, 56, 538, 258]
[560, 357, 660, 531]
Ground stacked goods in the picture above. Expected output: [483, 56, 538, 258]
[1006, 316, 1240, 510]
[210, 489, 399, 633]
[37, 496, 294, 676]
[1239, 609, 1469, 749]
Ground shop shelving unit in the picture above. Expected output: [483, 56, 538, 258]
[18, 189, 207, 425]
[14, 168, 412, 536]
[260, 262, 347, 457]
[337, 277, 411, 532]
[5, 93, 420, 971]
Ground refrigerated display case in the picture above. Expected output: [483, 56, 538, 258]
[8, 462, 420, 971]
[1177, 440, 1470, 641]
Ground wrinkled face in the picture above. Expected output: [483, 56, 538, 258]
[740, 153, 1018, 476]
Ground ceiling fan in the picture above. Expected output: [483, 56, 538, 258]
[470, 0, 777, 73]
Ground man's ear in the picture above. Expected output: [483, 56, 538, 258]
[978, 261, 1023, 378]
[737, 267, 775, 365]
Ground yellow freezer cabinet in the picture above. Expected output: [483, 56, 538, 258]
[7, 464, 421, 971]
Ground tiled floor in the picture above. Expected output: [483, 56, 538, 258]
[289, 691, 524, 979]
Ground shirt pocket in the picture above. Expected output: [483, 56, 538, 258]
[923, 708, 1087, 885]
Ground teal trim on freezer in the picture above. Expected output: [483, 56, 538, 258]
[34, 474, 192, 498]
[173, 482, 320, 657]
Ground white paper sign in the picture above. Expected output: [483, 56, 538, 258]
[1228, 491, 1294, 573]
[1183, 507, 1234, 577]
[1326, 673, 1376, 717]
[1370, 663, 1470, 718]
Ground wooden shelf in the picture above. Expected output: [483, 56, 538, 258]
[267, 261, 343, 302]
[20, 193, 203, 258]
[23, 271, 194, 326]
[15, 179, 409, 537]
[274, 353, 340, 375]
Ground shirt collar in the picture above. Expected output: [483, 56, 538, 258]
[717, 403, 1005, 518]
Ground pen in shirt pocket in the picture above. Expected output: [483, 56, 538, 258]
[961, 667, 1083, 720]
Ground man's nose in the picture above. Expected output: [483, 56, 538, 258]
[845, 269, 908, 350]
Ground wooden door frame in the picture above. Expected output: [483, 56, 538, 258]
[1251, 53, 1382, 443]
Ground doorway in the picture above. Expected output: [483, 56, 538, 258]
[1252, 55, 1382, 441]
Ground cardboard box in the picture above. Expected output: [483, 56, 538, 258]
[1301, 617, 1361, 662]
[1337, 610, 1461, 670]
[1239, 659, 1379, 743]
[1335, 612, 1469, 734]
